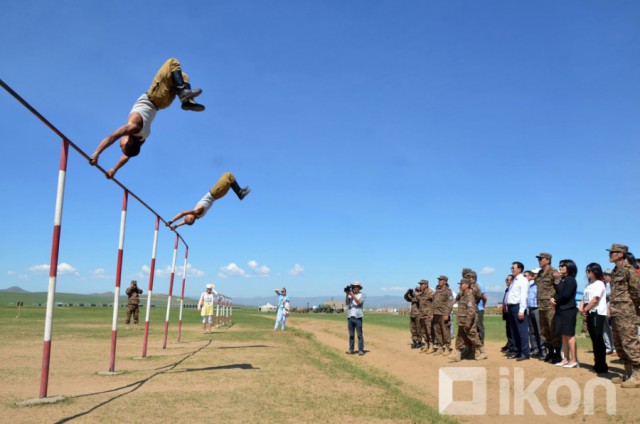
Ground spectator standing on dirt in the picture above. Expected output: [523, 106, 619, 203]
[429, 276, 454, 356]
[345, 281, 366, 356]
[274, 288, 290, 332]
[198, 283, 217, 334]
[125, 280, 143, 329]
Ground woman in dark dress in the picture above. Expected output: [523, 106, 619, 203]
[551, 259, 579, 368]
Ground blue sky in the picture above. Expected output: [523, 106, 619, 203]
[1, 1, 639, 300]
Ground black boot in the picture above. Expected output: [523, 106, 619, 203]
[543, 345, 554, 362]
[171, 70, 204, 111]
[231, 181, 251, 200]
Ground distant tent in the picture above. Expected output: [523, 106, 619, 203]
[259, 302, 277, 312]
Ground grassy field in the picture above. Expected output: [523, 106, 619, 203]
[0, 295, 460, 424]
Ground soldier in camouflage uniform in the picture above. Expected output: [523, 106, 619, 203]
[430, 275, 454, 355]
[456, 269, 483, 358]
[607, 244, 640, 388]
[535, 252, 562, 363]
[125, 280, 143, 329]
[404, 286, 423, 348]
[417, 280, 435, 352]
[450, 278, 487, 362]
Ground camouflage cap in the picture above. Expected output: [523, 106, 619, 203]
[467, 271, 478, 279]
[419, 279, 428, 285]
[536, 252, 552, 260]
[438, 275, 448, 281]
[606, 243, 629, 254]
[459, 278, 471, 286]
[461, 268, 473, 278]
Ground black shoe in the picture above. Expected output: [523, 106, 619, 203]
[516, 355, 530, 362]
[345, 350, 355, 354]
[507, 353, 520, 359]
[181, 98, 205, 112]
[411, 342, 418, 349]
[171, 71, 203, 102]
[358, 351, 365, 356]
[231, 181, 251, 200]
[543, 352, 555, 362]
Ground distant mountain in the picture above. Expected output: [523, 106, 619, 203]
[89, 292, 115, 296]
[0, 286, 30, 293]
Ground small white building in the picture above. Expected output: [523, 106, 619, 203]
[259, 302, 277, 312]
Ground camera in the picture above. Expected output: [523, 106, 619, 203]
[406, 288, 414, 296]
[344, 284, 354, 293]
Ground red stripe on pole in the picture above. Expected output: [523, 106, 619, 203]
[109, 330, 118, 372]
[40, 341, 52, 398]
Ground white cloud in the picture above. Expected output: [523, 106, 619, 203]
[7, 271, 29, 282]
[288, 264, 304, 276]
[218, 263, 247, 279]
[91, 268, 112, 280]
[29, 262, 79, 276]
[28, 264, 50, 272]
[144, 264, 206, 279]
[381, 286, 405, 292]
[248, 260, 271, 277]
[479, 267, 495, 275]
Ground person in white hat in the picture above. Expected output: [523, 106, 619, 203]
[274, 288, 290, 332]
[198, 283, 218, 334]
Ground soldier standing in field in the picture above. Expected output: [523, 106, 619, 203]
[125, 280, 143, 329]
[429, 276, 454, 355]
[417, 280, 435, 352]
[607, 244, 640, 388]
[535, 252, 562, 363]
[404, 286, 423, 349]
[450, 278, 487, 362]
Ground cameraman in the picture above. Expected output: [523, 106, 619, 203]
[345, 281, 366, 356]
[404, 286, 423, 349]
[125, 280, 143, 329]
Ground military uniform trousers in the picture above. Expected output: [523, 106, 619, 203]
[418, 315, 433, 344]
[209, 172, 237, 199]
[146, 58, 192, 110]
[409, 316, 422, 343]
[455, 319, 482, 352]
[611, 315, 640, 367]
[126, 303, 140, 325]
[433, 314, 451, 347]
[539, 308, 561, 348]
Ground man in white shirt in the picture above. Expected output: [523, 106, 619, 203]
[345, 281, 366, 356]
[506, 261, 530, 360]
[90, 58, 204, 178]
[167, 172, 250, 230]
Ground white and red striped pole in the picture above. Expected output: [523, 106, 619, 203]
[39, 139, 69, 399]
[223, 298, 228, 326]
[215, 297, 221, 327]
[142, 216, 159, 358]
[109, 190, 128, 372]
[177, 246, 189, 342]
[230, 301, 233, 324]
[162, 234, 179, 349]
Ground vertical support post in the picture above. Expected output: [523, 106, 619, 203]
[109, 190, 128, 372]
[215, 297, 221, 327]
[162, 234, 179, 349]
[39, 139, 69, 398]
[142, 216, 159, 358]
[230, 301, 233, 325]
[177, 246, 189, 342]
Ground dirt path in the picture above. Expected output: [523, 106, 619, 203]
[293, 317, 637, 423]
